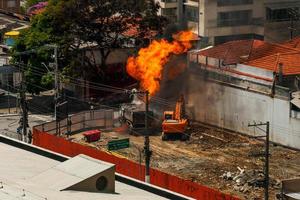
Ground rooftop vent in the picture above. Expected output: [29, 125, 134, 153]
[30, 154, 115, 193]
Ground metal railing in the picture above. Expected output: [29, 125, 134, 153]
[34, 108, 120, 135]
[207, 17, 264, 28]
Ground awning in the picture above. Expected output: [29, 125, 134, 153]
[184, 1, 198, 7]
[4, 31, 20, 37]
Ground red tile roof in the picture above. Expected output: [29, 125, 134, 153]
[122, 24, 157, 38]
[245, 52, 300, 75]
[198, 39, 266, 65]
[247, 43, 300, 61]
[197, 38, 300, 75]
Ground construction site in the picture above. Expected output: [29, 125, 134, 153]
[2, 1, 300, 199]
[63, 121, 298, 200]
[28, 30, 300, 200]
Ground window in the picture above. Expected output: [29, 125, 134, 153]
[162, 8, 177, 16]
[266, 7, 299, 22]
[217, 0, 253, 7]
[214, 34, 263, 45]
[185, 6, 198, 22]
[217, 10, 252, 26]
[7, 0, 16, 8]
[161, 0, 177, 2]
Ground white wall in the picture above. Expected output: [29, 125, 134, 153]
[236, 64, 274, 80]
[187, 70, 300, 149]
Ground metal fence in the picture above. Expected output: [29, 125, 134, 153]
[34, 109, 120, 135]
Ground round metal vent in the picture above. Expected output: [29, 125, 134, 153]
[96, 176, 108, 191]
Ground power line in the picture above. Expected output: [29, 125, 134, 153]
[17, 62, 177, 108]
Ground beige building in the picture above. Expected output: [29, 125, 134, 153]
[157, 0, 300, 45]
[0, 0, 20, 13]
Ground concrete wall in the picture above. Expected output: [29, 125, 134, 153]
[186, 65, 300, 150]
[200, 0, 265, 44]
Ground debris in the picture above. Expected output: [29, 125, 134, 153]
[222, 168, 282, 194]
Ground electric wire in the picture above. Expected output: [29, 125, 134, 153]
[17, 63, 176, 105]
[15, 63, 192, 137]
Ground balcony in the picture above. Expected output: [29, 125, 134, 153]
[159, 0, 178, 8]
[207, 17, 264, 28]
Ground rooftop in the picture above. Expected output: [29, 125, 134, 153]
[198, 39, 266, 65]
[245, 52, 300, 75]
[0, 12, 29, 31]
[247, 43, 300, 61]
[0, 136, 185, 200]
[281, 36, 300, 49]
[197, 37, 300, 75]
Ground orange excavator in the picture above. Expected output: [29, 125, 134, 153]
[162, 95, 189, 141]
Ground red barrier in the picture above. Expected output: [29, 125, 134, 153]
[33, 128, 239, 200]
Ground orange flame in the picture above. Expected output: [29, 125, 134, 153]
[126, 31, 195, 96]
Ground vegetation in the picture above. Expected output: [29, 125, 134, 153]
[12, 0, 167, 94]
[24, 0, 47, 10]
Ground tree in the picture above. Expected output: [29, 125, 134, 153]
[74, 0, 167, 74]
[12, 0, 167, 94]
[25, 0, 47, 10]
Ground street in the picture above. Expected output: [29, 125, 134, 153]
[0, 114, 53, 140]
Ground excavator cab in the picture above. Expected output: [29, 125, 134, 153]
[162, 95, 189, 141]
[163, 111, 174, 120]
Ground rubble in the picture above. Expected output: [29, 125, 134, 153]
[221, 167, 281, 194]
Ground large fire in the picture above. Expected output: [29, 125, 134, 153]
[126, 31, 195, 96]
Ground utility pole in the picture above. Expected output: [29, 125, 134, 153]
[54, 45, 59, 135]
[53, 45, 59, 121]
[6, 69, 10, 114]
[46, 44, 59, 134]
[144, 90, 151, 183]
[248, 121, 270, 200]
[127, 89, 152, 183]
[20, 66, 28, 143]
[45, 44, 59, 122]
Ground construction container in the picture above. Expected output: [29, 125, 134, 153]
[83, 130, 101, 143]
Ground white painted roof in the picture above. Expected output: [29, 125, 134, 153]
[285, 192, 300, 199]
[0, 142, 168, 200]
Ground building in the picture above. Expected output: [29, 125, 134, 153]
[0, 12, 28, 91]
[186, 37, 300, 150]
[0, 135, 192, 200]
[0, 0, 20, 13]
[157, 0, 300, 45]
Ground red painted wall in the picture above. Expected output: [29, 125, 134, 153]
[33, 128, 239, 200]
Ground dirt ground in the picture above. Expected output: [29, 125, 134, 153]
[69, 122, 300, 200]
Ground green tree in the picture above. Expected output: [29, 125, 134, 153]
[12, 0, 167, 94]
